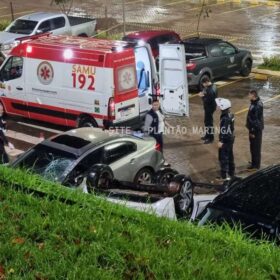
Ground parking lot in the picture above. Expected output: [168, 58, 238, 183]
[0, 0, 279, 186]
[164, 74, 280, 183]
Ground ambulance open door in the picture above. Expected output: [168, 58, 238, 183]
[158, 44, 189, 116]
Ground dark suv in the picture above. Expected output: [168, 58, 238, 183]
[122, 30, 181, 58]
[183, 38, 253, 90]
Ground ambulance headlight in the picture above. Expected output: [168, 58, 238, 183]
[64, 49, 73, 59]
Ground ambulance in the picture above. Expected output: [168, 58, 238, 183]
[0, 34, 188, 128]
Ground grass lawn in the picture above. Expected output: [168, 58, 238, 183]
[0, 166, 279, 279]
[258, 56, 280, 71]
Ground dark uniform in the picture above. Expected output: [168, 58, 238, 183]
[202, 84, 217, 141]
[144, 109, 163, 152]
[0, 115, 9, 164]
[219, 110, 235, 179]
[246, 97, 264, 169]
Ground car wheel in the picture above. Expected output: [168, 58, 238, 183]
[198, 73, 210, 91]
[240, 59, 252, 77]
[153, 168, 178, 185]
[134, 168, 154, 184]
[172, 175, 194, 219]
[86, 164, 114, 193]
[78, 116, 98, 128]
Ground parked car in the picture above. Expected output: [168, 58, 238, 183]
[12, 127, 164, 184]
[82, 165, 194, 219]
[122, 30, 181, 58]
[198, 165, 280, 241]
[182, 37, 253, 90]
[0, 12, 96, 56]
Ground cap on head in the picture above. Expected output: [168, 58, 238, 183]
[215, 98, 231, 110]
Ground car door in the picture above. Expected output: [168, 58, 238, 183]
[134, 45, 153, 117]
[218, 42, 240, 74]
[158, 44, 189, 116]
[37, 20, 52, 34]
[103, 141, 137, 181]
[50, 17, 69, 35]
[0, 56, 28, 117]
[207, 43, 227, 78]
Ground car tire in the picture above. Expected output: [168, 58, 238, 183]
[198, 73, 210, 91]
[240, 59, 252, 77]
[78, 116, 98, 128]
[172, 175, 194, 219]
[153, 168, 178, 185]
[134, 168, 154, 184]
[86, 164, 114, 193]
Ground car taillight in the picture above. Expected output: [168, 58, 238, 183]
[187, 62, 196, 71]
[108, 97, 115, 120]
[155, 143, 161, 151]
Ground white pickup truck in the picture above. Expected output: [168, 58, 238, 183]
[0, 12, 97, 56]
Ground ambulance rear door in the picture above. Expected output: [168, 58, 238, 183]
[0, 56, 28, 117]
[158, 44, 189, 116]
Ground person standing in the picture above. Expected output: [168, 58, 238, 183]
[215, 98, 235, 181]
[0, 104, 14, 164]
[144, 99, 165, 152]
[198, 77, 217, 144]
[246, 89, 264, 170]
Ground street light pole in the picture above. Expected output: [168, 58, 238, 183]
[122, 0, 126, 36]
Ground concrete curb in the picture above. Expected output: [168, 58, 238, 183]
[252, 68, 280, 77]
[241, 0, 279, 5]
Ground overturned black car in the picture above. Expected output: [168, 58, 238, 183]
[198, 165, 280, 242]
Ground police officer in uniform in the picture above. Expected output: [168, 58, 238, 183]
[198, 77, 217, 144]
[216, 98, 235, 180]
[246, 89, 264, 170]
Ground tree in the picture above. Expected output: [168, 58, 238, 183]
[50, 0, 74, 15]
[196, 0, 212, 37]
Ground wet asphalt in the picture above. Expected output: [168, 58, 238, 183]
[0, 0, 279, 184]
[164, 75, 280, 183]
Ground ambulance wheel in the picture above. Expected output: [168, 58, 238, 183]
[78, 116, 98, 128]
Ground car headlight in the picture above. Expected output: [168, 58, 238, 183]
[1, 41, 19, 52]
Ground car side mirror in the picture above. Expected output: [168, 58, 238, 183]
[36, 29, 43, 34]
[235, 48, 239, 54]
